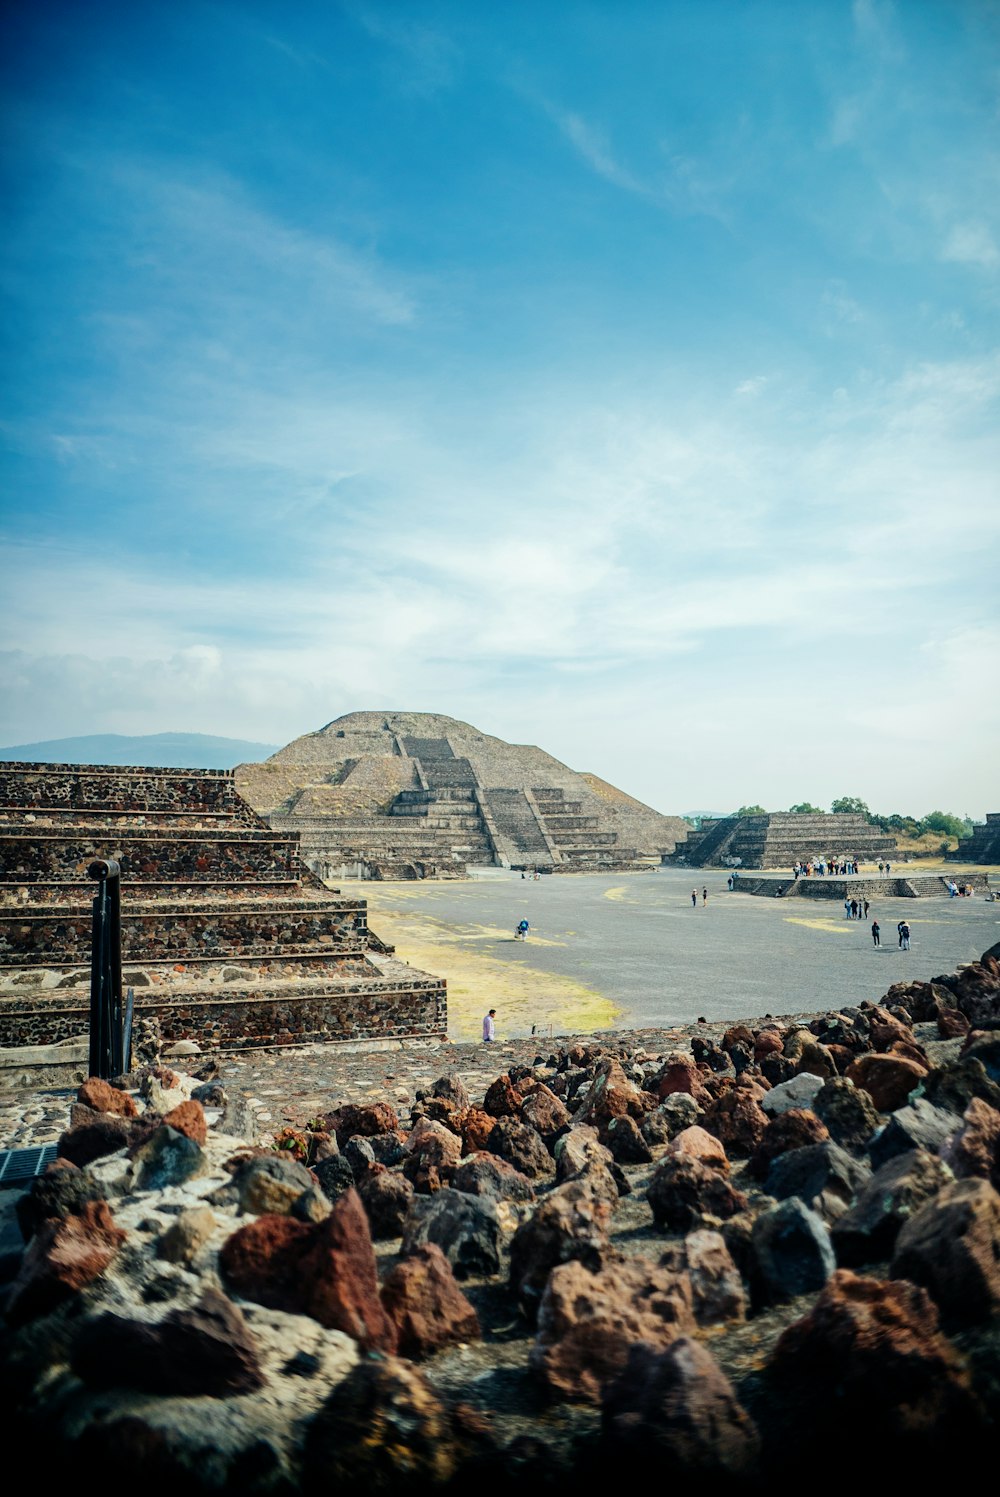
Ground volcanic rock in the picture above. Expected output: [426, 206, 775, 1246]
[381, 1242, 481, 1358]
[890, 1177, 1000, 1325]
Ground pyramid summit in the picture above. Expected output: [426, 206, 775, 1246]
[236, 711, 688, 879]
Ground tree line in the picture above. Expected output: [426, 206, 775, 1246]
[692, 800, 975, 841]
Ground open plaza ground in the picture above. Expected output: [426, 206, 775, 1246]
[346, 866, 1000, 1044]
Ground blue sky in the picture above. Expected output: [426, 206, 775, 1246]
[2, 0, 998, 817]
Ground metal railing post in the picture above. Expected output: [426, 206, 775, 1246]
[88, 857, 124, 1080]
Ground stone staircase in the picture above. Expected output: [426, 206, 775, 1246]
[530, 787, 630, 867]
[0, 762, 446, 1050]
[672, 812, 896, 870]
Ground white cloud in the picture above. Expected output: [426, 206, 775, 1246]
[942, 222, 999, 268]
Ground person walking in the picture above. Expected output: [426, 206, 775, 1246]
[482, 1009, 496, 1042]
[900, 920, 911, 951]
[897, 920, 906, 948]
[691, 890, 698, 907]
[702, 887, 708, 905]
[863, 899, 870, 919]
[844, 897, 852, 919]
[871, 919, 880, 947]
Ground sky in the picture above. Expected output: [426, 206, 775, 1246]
[1, 0, 998, 820]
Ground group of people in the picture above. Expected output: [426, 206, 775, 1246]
[793, 857, 863, 877]
[947, 881, 975, 897]
[691, 887, 708, 906]
[870, 918, 911, 948]
[844, 897, 871, 920]
[876, 861, 894, 875]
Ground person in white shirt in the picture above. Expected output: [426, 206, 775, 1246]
[482, 1009, 496, 1042]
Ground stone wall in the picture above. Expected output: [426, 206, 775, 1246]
[0, 763, 263, 822]
[0, 761, 447, 1050]
[0, 965, 446, 1050]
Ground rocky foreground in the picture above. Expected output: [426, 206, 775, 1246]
[2, 949, 1000, 1493]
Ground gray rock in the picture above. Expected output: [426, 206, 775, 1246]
[401, 1190, 501, 1279]
[749, 1198, 836, 1308]
[813, 1076, 880, 1152]
[761, 1073, 824, 1117]
[869, 1097, 958, 1170]
[130, 1126, 206, 1191]
[312, 1155, 356, 1203]
[343, 1136, 376, 1181]
[832, 1148, 952, 1266]
[765, 1142, 871, 1222]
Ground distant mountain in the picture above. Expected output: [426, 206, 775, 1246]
[0, 733, 280, 771]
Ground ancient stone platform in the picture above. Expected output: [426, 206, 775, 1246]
[732, 871, 992, 899]
[670, 811, 897, 870]
[236, 711, 689, 879]
[0, 762, 446, 1051]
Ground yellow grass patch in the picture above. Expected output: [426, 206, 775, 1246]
[784, 917, 855, 935]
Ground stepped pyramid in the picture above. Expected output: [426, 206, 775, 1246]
[949, 813, 1000, 864]
[236, 711, 688, 878]
[0, 761, 445, 1051]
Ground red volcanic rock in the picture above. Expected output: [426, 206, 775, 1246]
[71, 1285, 265, 1396]
[403, 1119, 463, 1194]
[754, 1028, 784, 1059]
[647, 1157, 749, 1233]
[58, 1112, 135, 1167]
[656, 1054, 713, 1108]
[660, 1229, 746, 1325]
[938, 1007, 972, 1039]
[324, 1101, 399, 1146]
[531, 1258, 696, 1404]
[460, 1106, 497, 1154]
[356, 1163, 415, 1239]
[489, 1117, 554, 1179]
[665, 1125, 729, 1172]
[749, 1109, 830, 1182]
[602, 1338, 760, 1475]
[77, 1078, 138, 1118]
[605, 1114, 654, 1164]
[943, 1097, 1000, 1187]
[846, 1053, 928, 1112]
[381, 1243, 481, 1358]
[161, 1099, 207, 1147]
[573, 1058, 649, 1141]
[509, 1176, 615, 1323]
[15, 1160, 106, 1241]
[482, 1073, 524, 1118]
[768, 1269, 983, 1447]
[891, 1178, 1000, 1325]
[700, 1086, 768, 1157]
[520, 1084, 572, 1145]
[5, 1199, 126, 1327]
[869, 1015, 915, 1052]
[451, 1151, 535, 1202]
[301, 1354, 484, 1492]
[782, 1030, 836, 1079]
[220, 1190, 396, 1350]
[722, 1025, 755, 1053]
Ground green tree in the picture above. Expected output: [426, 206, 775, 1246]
[920, 811, 968, 840]
[788, 802, 823, 814]
[831, 797, 871, 817]
[736, 804, 767, 816]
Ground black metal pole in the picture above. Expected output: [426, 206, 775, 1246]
[88, 858, 122, 1080]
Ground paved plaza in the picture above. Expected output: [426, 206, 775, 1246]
[353, 867, 999, 1040]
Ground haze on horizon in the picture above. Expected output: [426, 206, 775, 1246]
[1, 2, 997, 821]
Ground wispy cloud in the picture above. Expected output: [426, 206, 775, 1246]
[942, 222, 999, 268]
